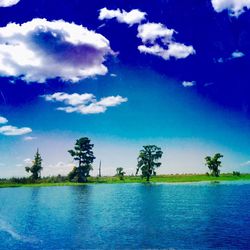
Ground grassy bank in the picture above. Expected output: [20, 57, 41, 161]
[1, 173, 250, 188]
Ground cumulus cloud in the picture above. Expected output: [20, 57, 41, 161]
[211, 0, 250, 17]
[43, 92, 128, 115]
[44, 92, 95, 106]
[0, 0, 20, 7]
[0, 18, 113, 83]
[0, 115, 32, 136]
[99, 8, 146, 26]
[0, 125, 32, 136]
[137, 22, 195, 60]
[182, 81, 196, 87]
[231, 50, 245, 58]
[0, 115, 8, 124]
[138, 43, 195, 60]
[98, 8, 194, 61]
[137, 22, 175, 44]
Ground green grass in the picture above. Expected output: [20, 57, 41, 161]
[1, 173, 250, 188]
[89, 173, 250, 183]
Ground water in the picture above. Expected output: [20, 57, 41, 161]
[1, 182, 250, 249]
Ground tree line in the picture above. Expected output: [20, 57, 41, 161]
[24, 136, 227, 183]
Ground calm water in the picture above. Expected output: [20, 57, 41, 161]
[1, 182, 250, 249]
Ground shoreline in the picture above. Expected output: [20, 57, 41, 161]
[1, 174, 250, 188]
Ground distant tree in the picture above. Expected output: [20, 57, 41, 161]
[116, 167, 125, 180]
[25, 149, 43, 180]
[205, 153, 223, 177]
[136, 145, 163, 181]
[68, 137, 96, 182]
[233, 171, 240, 176]
[98, 160, 102, 177]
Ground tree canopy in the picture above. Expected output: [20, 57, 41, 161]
[205, 153, 223, 177]
[68, 137, 95, 182]
[25, 149, 43, 180]
[116, 167, 126, 180]
[136, 145, 163, 181]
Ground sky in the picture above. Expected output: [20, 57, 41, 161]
[1, 0, 250, 177]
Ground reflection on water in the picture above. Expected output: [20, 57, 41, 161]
[0, 218, 22, 241]
[0, 183, 250, 249]
[0, 217, 38, 244]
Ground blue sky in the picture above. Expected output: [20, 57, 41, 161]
[1, 0, 250, 177]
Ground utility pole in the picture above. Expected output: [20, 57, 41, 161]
[98, 160, 101, 177]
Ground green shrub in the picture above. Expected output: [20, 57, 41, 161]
[233, 171, 240, 176]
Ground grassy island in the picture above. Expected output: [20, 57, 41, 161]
[2, 138, 244, 189]
[1, 173, 250, 188]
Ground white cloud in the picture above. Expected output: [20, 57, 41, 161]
[44, 92, 95, 106]
[99, 8, 146, 26]
[182, 81, 196, 87]
[167, 43, 195, 59]
[137, 22, 195, 60]
[14, 158, 32, 171]
[216, 50, 245, 63]
[240, 160, 250, 166]
[0, 115, 8, 124]
[57, 103, 107, 114]
[211, 0, 250, 17]
[23, 136, 37, 141]
[99, 8, 194, 61]
[0, 0, 20, 7]
[97, 96, 127, 107]
[231, 50, 245, 58]
[138, 44, 166, 58]
[43, 161, 75, 176]
[24, 158, 32, 164]
[0, 116, 32, 136]
[217, 57, 224, 63]
[138, 42, 195, 60]
[0, 125, 32, 136]
[137, 22, 175, 44]
[0, 18, 113, 83]
[43, 92, 128, 115]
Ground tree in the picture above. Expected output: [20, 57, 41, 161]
[233, 171, 240, 176]
[98, 160, 102, 177]
[68, 137, 95, 182]
[68, 166, 78, 181]
[136, 145, 163, 181]
[116, 167, 125, 180]
[25, 149, 43, 180]
[205, 153, 223, 177]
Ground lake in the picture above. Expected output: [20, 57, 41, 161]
[1, 182, 250, 249]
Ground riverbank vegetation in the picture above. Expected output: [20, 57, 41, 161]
[1, 173, 250, 188]
[1, 136, 247, 188]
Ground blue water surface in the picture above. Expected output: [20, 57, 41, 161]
[1, 182, 250, 249]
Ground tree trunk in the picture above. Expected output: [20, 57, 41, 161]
[78, 174, 87, 183]
[82, 175, 87, 182]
